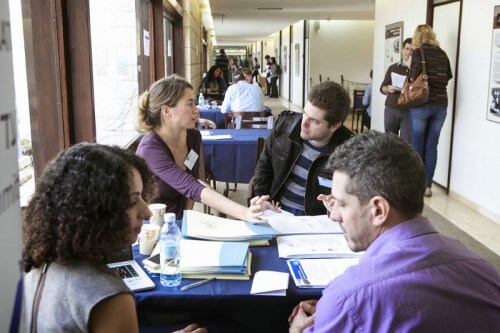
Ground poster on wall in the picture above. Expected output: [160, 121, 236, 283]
[384, 22, 403, 71]
[487, 6, 500, 123]
[283, 45, 288, 72]
[294, 43, 300, 76]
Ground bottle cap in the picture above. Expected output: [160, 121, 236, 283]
[164, 213, 176, 222]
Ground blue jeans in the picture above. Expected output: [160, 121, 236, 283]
[410, 104, 447, 187]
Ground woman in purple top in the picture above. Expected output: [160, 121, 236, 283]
[136, 75, 276, 221]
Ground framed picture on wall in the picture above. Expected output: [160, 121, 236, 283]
[283, 45, 288, 72]
[487, 5, 500, 123]
[384, 22, 403, 71]
[294, 43, 300, 76]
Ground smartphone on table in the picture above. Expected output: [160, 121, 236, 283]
[142, 253, 161, 269]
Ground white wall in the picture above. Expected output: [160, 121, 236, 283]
[451, 0, 500, 220]
[291, 21, 305, 107]
[373, 0, 500, 221]
[371, 0, 427, 132]
[262, 39, 275, 61]
[308, 20, 375, 86]
[281, 27, 291, 100]
[2, 0, 24, 330]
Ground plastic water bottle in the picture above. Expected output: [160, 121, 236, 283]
[198, 92, 205, 108]
[159, 213, 182, 287]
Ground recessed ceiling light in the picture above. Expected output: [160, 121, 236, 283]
[256, 7, 283, 10]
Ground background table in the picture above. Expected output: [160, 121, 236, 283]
[199, 107, 225, 129]
[202, 129, 270, 184]
[134, 238, 322, 333]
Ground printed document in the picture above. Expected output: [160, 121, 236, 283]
[277, 234, 363, 259]
[182, 210, 275, 241]
[391, 72, 406, 90]
[266, 215, 342, 235]
[287, 258, 360, 288]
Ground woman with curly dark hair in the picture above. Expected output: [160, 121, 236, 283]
[22, 143, 206, 332]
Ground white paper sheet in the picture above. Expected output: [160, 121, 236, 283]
[391, 72, 406, 89]
[262, 209, 294, 217]
[250, 270, 289, 296]
[277, 234, 363, 259]
[201, 134, 232, 140]
[266, 215, 342, 235]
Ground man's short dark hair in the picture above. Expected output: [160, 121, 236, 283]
[219, 48, 225, 54]
[403, 38, 412, 48]
[326, 131, 426, 219]
[307, 81, 350, 126]
[265, 55, 270, 59]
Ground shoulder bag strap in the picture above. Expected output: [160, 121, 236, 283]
[420, 48, 428, 79]
[30, 263, 49, 333]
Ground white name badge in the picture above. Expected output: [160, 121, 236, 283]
[318, 176, 332, 188]
[184, 149, 199, 170]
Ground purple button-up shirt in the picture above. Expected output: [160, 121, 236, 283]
[307, 217, 500, 332]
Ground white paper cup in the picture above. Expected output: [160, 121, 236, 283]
[139, 224, 161, 255]
[149, 203, 166, 227]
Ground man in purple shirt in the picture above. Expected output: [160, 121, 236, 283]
[289, 131, 500, 332]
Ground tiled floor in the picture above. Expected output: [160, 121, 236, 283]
[196, 95, 500, 257]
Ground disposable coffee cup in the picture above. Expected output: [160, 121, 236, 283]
[139, 224, 161, 255]
[149, 203, 166, 227]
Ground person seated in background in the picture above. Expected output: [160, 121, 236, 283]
[220, 67, 264, 114]
[23, 143, 207, 333]
[252, 81, 353, 216]
[136, 75, 277, 220]
[200, 65, 227, 94]
[289, 131, 500, 332]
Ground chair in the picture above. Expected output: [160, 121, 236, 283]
[196, 117, 217, 129]
[195, 118, 216, 214]
[224, 112, 274, 129]
[351, 90, 365, 133]
[247, 137, 266, 205]
[221, 112, 272, 201]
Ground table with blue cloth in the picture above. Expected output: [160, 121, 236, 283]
[199, 106, 225, 128]
[202, 129, 271, 184]
[134, 237, 322, 333]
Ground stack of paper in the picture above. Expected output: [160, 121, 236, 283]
[287, 258, 360, 288]
[182, 210, 276, 241]
[145, 239, 251, 275]
[144, 239, 252, 279]
[277, 234, 363, 259]
[180, 239, 249, 274]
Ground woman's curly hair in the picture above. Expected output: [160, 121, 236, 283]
[22, 143, 157, 272]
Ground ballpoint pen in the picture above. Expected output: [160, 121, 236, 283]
[180, 277, 216, 291]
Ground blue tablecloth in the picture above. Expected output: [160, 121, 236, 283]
[202, 129, 271, 184]
[134, 235, 321, 332]
[199, 107, 225, 129]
